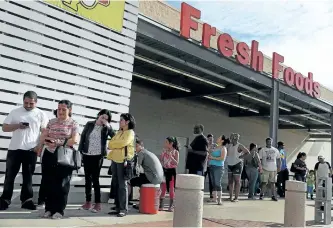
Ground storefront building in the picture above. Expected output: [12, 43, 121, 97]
[0, 0, 332, 199]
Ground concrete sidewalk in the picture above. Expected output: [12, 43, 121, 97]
[0, 195, 331, 227]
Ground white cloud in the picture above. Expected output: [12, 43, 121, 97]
[187, 1, 333, 91]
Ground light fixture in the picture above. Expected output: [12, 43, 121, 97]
[237, 92, 291, 112]
[133, 73, 259, 113]
[279, 118, 305, 127]
[135, 55, 226, 89]
[203, 95, 259, 113]
[133, 73, 191, 92]
[300, 115, 331, 126]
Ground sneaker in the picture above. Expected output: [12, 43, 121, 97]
[91, 203, 101, 213]
[80, 202, 92, 210]
[37, 202, 45, 209]
[51, 212, 63, 219]
[259, 195, 264, 200]
[42, 211, 52, 218]
[21, 200, 36, 210]
[0, 199, 9, 211]
[271, 196, 278, 201]
[117, 212, 127, 217]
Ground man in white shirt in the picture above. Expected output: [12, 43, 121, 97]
[314, 156, 332, 188]
[259, 137, 281, 201]
[0, 91, 48, 211]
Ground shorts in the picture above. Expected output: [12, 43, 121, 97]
[228, 162, 243, 175]
[130, 174, 151, 187]
[307, 186, 314, 194]
[261, 170, 277, 183]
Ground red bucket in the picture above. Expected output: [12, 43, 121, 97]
[139, 184, 160, 214]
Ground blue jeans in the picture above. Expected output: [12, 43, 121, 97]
[209, 165, 224, 191]
[245, 166, 259, 197]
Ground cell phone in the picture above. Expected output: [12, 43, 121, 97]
[21, 122, 29, 127]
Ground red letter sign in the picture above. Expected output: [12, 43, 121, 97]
[180, 2, 201, 39]
[272, 52, 284, 79]
[202, 23, 216, 48]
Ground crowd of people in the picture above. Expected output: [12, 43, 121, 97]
[0, 91, 332, 220]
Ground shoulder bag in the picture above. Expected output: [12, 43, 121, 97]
[56, 139, 82, 172]
[123, 146, 136, 180]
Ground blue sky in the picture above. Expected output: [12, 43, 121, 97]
[166, 0, 333, 91]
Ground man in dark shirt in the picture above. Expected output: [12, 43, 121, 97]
[186, 124, 208, 176]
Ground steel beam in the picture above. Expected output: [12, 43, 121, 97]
[331, 114, 333, 166]
[308, 134, 331, 139]
[279, 124, 331, 130]
[229, 109, 327, 117]
[136, 18, 332, 117]
[161, 84, 245, 100]
[269, 79, 279, 144]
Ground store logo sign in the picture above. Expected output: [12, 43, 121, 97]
[179, 2, 321, 99]
[45, 0, 125, 32]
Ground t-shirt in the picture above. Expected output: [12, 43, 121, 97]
[4, 107, 49, 150]
[279, 149, 287, 170]
[86, 125, 102, 156]
[314, 162, 331, 178]
[45, 118, 79, 152]
[259, 146, 281, 172]
[137, 149, 164, 185]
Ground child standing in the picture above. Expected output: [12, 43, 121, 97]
[159, 137, 179, 212]
[307, 170, 315, 200]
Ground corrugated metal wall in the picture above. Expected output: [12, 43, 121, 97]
[0, 0, 138, 190]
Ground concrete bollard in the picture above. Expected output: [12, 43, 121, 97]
[284, 180, 307, 227]
[173, 174, 204, 227]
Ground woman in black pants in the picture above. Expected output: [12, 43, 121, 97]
[78, 109, 114, 213]
[40, 100, 80, 219]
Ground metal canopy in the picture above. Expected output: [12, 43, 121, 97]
[135, 17, 333, 132]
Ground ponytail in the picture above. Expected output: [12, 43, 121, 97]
[166, 136, 180, 151]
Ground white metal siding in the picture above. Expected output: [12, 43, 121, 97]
[0, 0, 138, 188]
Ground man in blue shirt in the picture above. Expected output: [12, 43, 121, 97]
[276, 141, 289, 197]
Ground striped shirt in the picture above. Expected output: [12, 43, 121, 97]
[45, 118, 79, 152]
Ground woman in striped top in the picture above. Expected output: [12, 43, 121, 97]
[40, 100, 79, 219]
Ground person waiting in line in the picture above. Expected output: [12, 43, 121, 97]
[276, 141, 289, 198]
[129, 137, 164, 210]
[292, 152, 307, 182]
[38, 109, 58, 208]
[226, 133, 249, 202]
[208, 135, 228, 205]
[186, 124, 208, 176]
[255, 147, 263, 196]
[40, 100, 79, 219]
[159, 137, 179, 212]
[204, 134, 216, 199]
[0, 91, 49, 211]
[107, 113, 136, 217]
[306, 170, 315, 200]
[78, 109, 115, 212]
[314, 155, 332, 189]
[259, 137, 281, 201]
[243, 143, 262, 200]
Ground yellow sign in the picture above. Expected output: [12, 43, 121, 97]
[45, 0, 125, 32]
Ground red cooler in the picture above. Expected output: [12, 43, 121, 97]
[139, 184, 160, 214]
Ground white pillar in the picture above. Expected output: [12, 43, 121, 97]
[284, 180, 307, 227]
[173, 174, 204, 227]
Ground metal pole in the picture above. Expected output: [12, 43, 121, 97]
[331, 114, 333, 166]
[269, 79, 279, 145]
